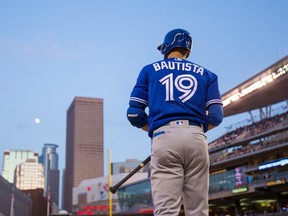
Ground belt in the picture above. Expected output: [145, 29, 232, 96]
[164, 120, 203, 128]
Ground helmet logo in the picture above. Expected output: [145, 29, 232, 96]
[171, 33, 185, 45]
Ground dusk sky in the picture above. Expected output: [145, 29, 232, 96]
[1, 1, 288, 178]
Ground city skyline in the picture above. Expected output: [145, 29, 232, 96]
[0, 142, 147, 211]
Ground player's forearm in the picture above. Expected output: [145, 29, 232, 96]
[207, 104, 223, 130]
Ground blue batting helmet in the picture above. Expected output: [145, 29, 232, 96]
[157, 28, 192, 55]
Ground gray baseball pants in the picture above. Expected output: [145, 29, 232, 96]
[150, 120, 209, 216]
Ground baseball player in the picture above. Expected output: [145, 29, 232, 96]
[127, 28, 223, 216]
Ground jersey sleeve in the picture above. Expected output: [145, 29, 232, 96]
[129, 67, 149, 108]
[206, 72, 223, 108]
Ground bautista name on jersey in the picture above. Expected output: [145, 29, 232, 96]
[129, 57, 222, 137]
[153, 59, 204, 75]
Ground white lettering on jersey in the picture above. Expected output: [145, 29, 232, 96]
[153, 63, 161, 71]
[153, 61, 204, 75]
[160, 73, 198, 103]
[161, 61, 169, 69]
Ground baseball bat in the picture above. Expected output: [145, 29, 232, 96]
[109, 155, 151, 194]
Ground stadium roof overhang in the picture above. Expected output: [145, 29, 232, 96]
[222, 55, 288, 117]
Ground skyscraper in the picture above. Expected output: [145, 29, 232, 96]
[14, 158, 45, 190]
[39, 143, 60, 206]
[63, 96, 104, 212]
[2, 150, 39, 183]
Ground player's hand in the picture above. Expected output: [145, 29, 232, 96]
[142, 124, 148, 132]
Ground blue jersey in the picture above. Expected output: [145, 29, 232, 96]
[129, 58, 222, 137]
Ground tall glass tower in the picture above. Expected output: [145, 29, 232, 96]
[39, 143, 60, 206]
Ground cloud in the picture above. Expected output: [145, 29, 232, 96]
[16, 123, 30, 129]
[0, 38, 37, 54]
[0, 37, 81, 60]
[47, 42, 81, 59]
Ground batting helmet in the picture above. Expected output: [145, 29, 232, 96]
[157, 28, 192, 55]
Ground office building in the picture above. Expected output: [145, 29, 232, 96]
[2, 150, 38, 183]
[22, 188, 48, 216]
[14, 158, 45, 190]
[39, 143, 60, 206]
[63, 96, 104, 212]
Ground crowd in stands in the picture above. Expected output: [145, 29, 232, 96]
[209, 110, 288, 150]
[209, 130, 288, 163]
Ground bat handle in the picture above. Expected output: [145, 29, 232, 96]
[109, 186, 117, 194]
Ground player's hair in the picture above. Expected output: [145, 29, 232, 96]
[165, 47, 190, 59]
